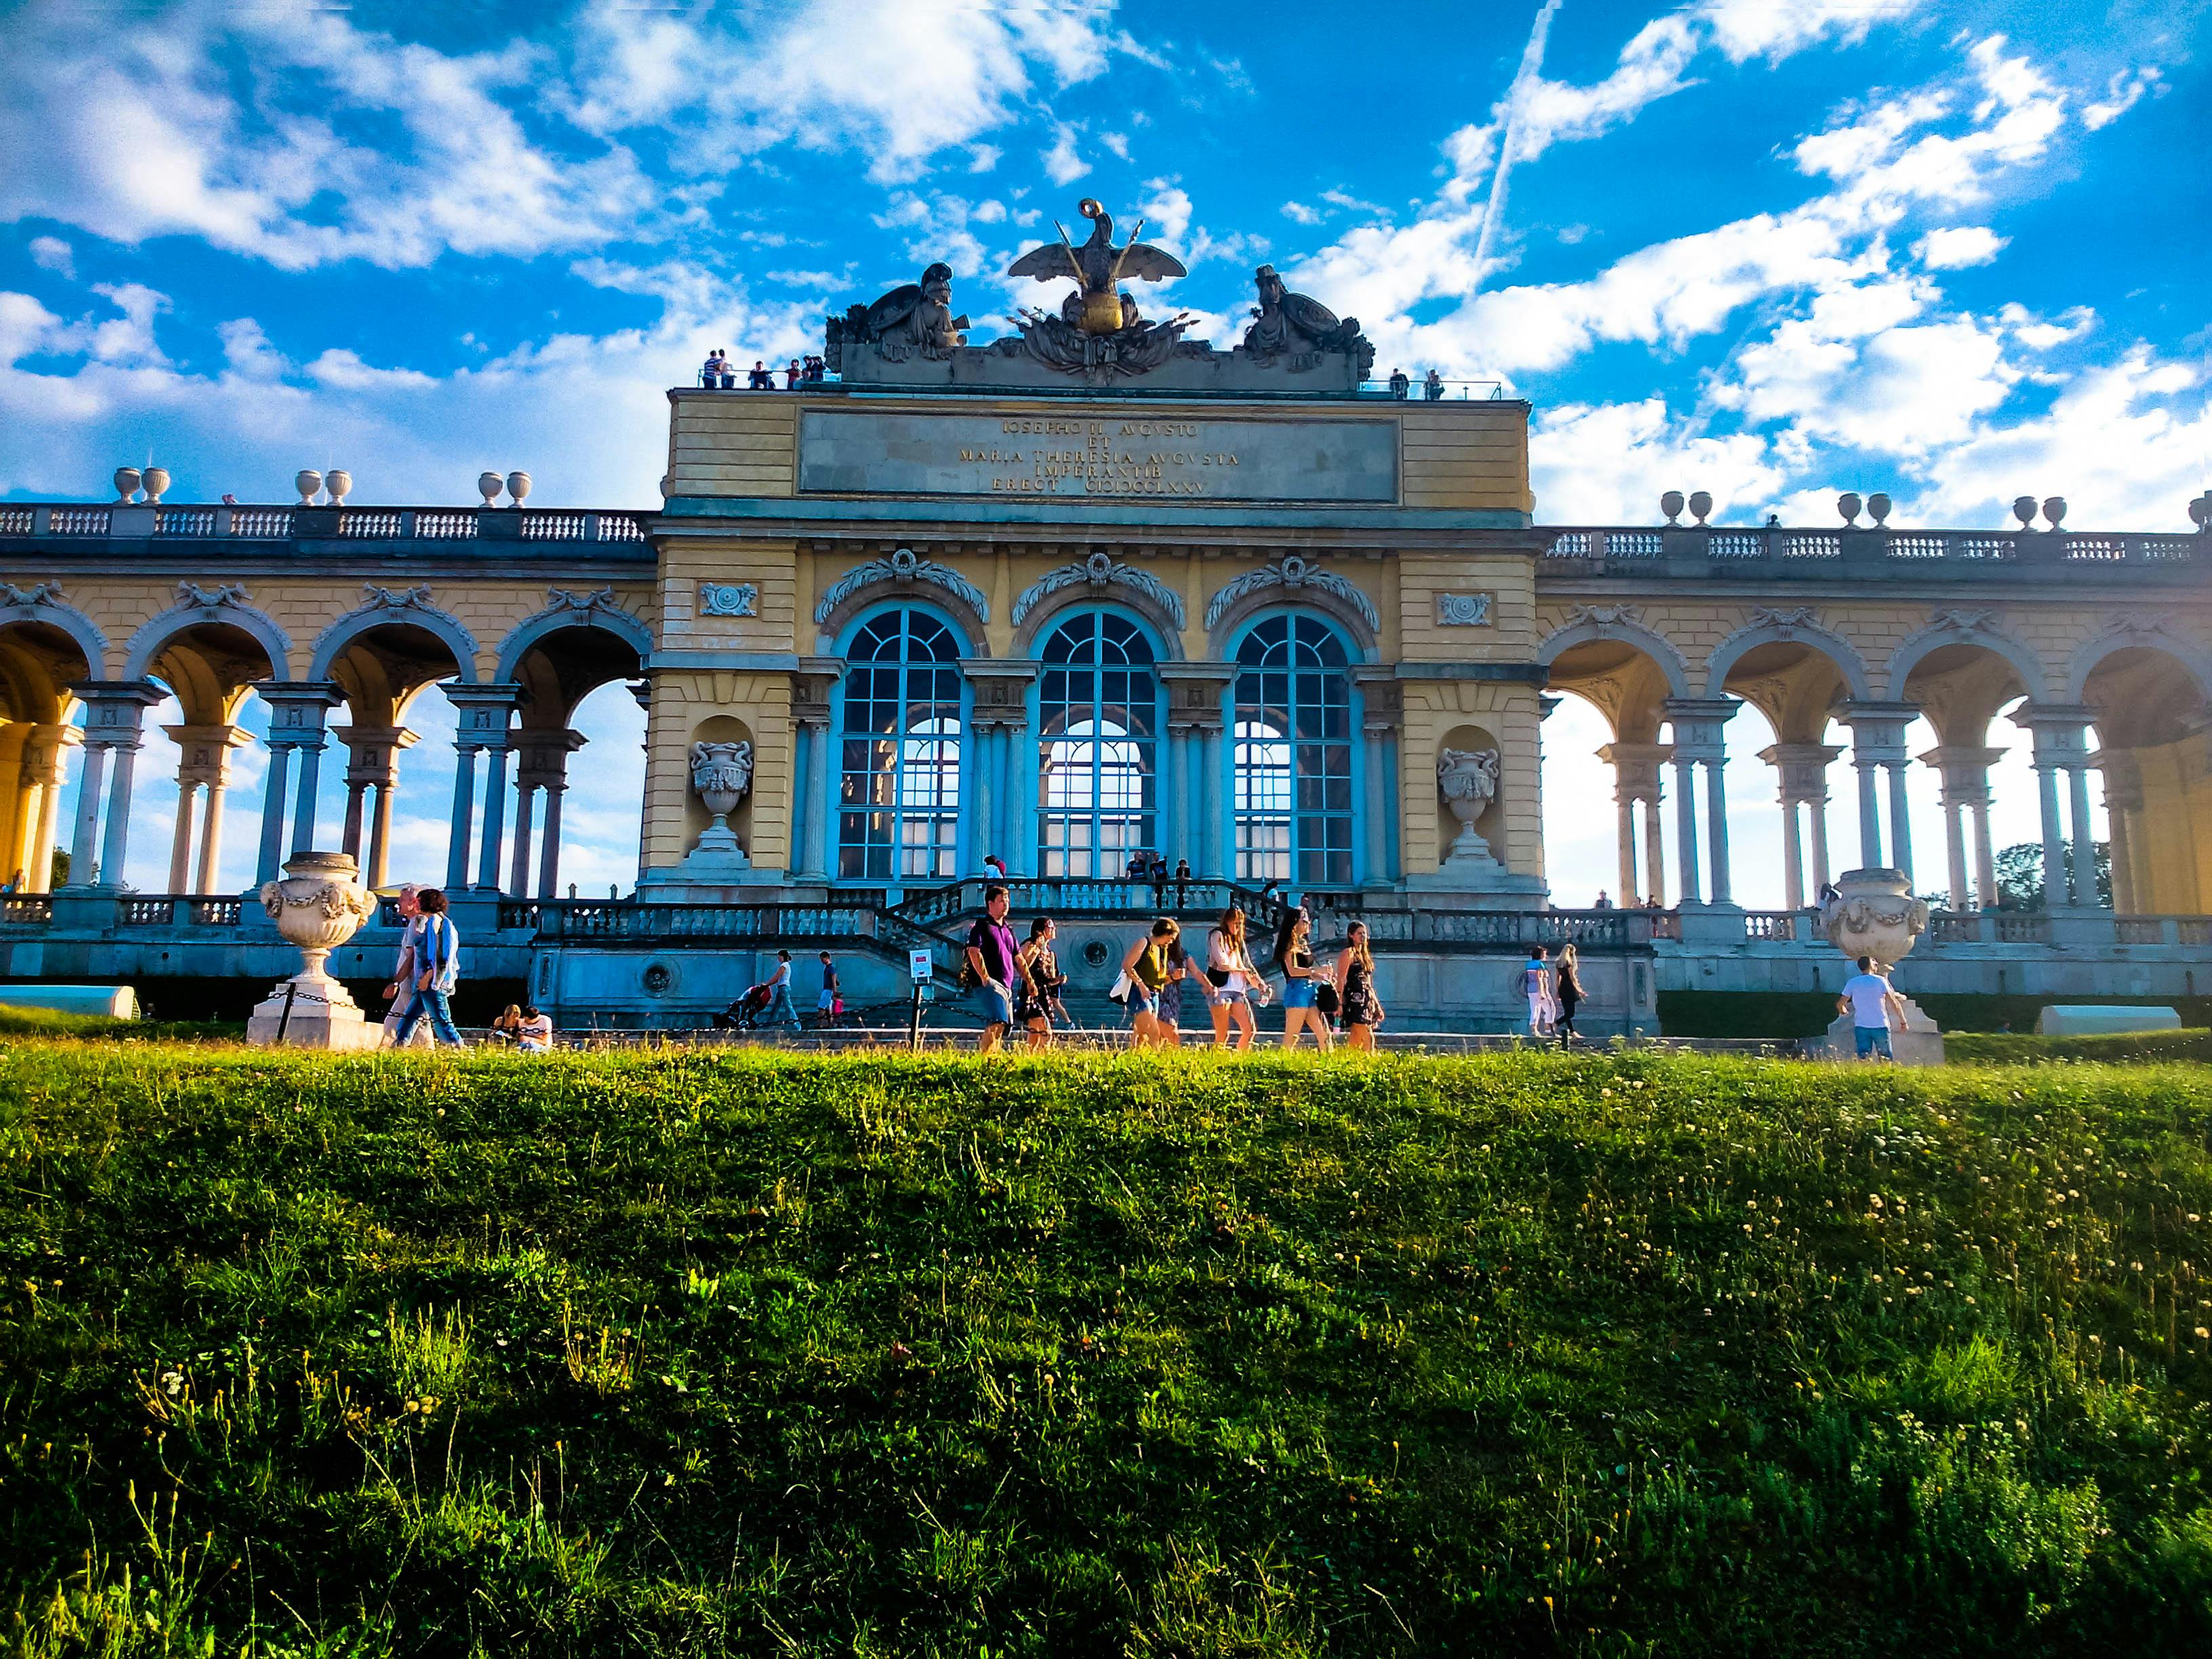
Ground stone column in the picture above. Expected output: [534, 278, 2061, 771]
[1599, 741, 1673, 908]
[1663, 701, 1738, 906]
[253, 685, 340, 863]
[1839, 704, 1917, 872]
[962, 660, 1036, 878]
[1970, 796, 1996, 909]
[72, 681, 164, 888]
[20, 724, 76, 892]
[1671, 753, 1702, 906]
[2100, 750, 2144, 914]
[2067, 761, 2099, 909]
[68, 744, 108, 886]
[790, 661, 839, 884]
[1920, 746, 2003, 912]
[512, 726, 586, 899]
[1164, 663, 1236, 884]
[2013, 705, 2093, 909]
[1353, 669, 1404, 889]
[167, 783, 199, 894]
[164, 722, 252, 895]
[1758, 743, 1841, 907]
[1642, 798, 1666, 909]
[256, 745, 292, 886]
[445, 684, 523, 893]
[332, 725, 417, 890]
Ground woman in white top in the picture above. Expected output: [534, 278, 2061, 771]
[1204, 906, 1268, 1052]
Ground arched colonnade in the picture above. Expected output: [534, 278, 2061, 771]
[0, 582, 651, 898]
[1538, 604, 2212, 914]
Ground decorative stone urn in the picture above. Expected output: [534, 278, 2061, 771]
[478, 470, 504, 506]
[1436, 747, 1502, 861]
[683, 740, 754, 869]
[1816, 866, 1944, 1065]
[1817, 866, 1929, 966]
[113, 466, 141, 502]
[245, 851, 383, 1050]
[505, 470, 532, 506]
[140, 466, 171, 504]
[295, 468, 323, 506]
[325, 469, 352, 504]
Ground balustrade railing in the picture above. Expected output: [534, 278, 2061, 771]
[1, 895, 52, 923]
[1742, 911, 1804, 941]
[1541, 525, 2199, 570]
[0, 502, 653, 548]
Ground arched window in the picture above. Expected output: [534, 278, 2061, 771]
[1037, 611, 1159, 878]
[1233, 613, 1354, 886]
[838, 610, 963, 880]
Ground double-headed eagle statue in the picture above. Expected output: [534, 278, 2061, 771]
[1007, 197, 1186, 335]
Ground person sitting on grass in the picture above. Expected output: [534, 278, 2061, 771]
[1839, 955, 1906, 1061]
[388, 888, 464, 1048]
[516, 1006, 553, 1052]
[488, 1004, 525, 1044]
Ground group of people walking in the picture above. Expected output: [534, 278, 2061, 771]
[964, 886, 1386, 1055]
[1519, 943, 1586, 1044]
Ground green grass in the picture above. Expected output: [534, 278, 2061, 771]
[1659, 991, 2212, 1038]
[1946, 1029, 2212, 1065]
[0, 1004, 241, 1042]
[3, 1044, 2211, 1656]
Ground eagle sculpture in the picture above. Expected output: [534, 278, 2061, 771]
[1007, 199, 1187, 335]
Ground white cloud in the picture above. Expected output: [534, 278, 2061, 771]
[305, 348, 436, 392]
[1042, 125, 1088, 186]
[1101, 131, 1130, 160]
[28, 235, 73, 276]
[2082, 66, 2159, 129]
[967, 144, 1002, 173]
[1696, 0, 1929, 64]
[2001, 302, 2095, 351]
[1280, 200, 1321, 226]
[1530, 397, 1786, 524]
[1914, 226, 2007, 268]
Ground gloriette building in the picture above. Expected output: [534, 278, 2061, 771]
[3, 201, 2209, 1030]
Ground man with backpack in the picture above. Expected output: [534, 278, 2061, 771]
[389, 887, 465, 1046]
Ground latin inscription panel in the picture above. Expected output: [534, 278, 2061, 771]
[797, 409, 1399, 504]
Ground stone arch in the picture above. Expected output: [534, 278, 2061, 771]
[123, 586, 292, 682]
[813, 548, 989, 653]
[1536, 608, 1693, 701]
[309, 589, 480, 684]
[1885, 612, 2049, 702]
[495, 590, 655, 684]
[0, 586, 107, 678]
[1205, 558, 1378, 659]
[1703, 609, 1872, 703]
[2066, 621, 2212, 706]
[1012, 580, 1185, 661]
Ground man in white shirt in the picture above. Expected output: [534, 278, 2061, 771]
[380, 884, 433, 1048]
[1838, 955, 1906, 1059]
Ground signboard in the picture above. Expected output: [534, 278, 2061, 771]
[909, 948, 935, 982]
[798, 409, 1398, 504]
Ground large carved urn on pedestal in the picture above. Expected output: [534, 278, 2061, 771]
[681, 740, 754, 871]
[245, 851, 383, 1050]
[1437, 747, 1502, 863]
[1815, 867, 1944, 1064]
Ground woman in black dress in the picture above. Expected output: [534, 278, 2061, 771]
[1332, 921, 1383, 1052]
[1555, 943, 1584, 1044]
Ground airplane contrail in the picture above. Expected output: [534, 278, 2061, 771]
[1471, 0, 1563, 291]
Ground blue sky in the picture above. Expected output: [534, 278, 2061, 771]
[3, 0, 2208, 905]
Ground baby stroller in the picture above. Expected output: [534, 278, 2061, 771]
[713, 983, 773, 1030]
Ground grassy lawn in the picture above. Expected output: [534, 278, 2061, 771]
[3, 1045, 2210, 1656]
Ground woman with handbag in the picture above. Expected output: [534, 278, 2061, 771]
[1554, 942, 1585, 1045]
[1334, 920, 1384, 1052]
[1116, 917, 1181, 1048]
[1204, 907, 1266, 1051]
[1015, 918, 1058, 1049]
[1275, 913, 1334, 1052]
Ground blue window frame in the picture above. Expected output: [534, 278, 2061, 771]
[837, 609, 963, 880]
[1233, 613, 1355, 886]
[1036, 611, 1159, 878]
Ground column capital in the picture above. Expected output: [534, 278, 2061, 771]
[1758, 741, 1844, 800]
[2097, 745, 2145, 811]
[514, 726, 588, 788]
[792, 655, 844, 724]
[1161, 660, 1235, 735]
[445, 681, 524, 749]
[260, 680, 344, 749]
[1661, 697, 1737, 760]
[19, 721, 82, 780]
[69, 680, 165, 748]
[2008, 701, 2095, 763]
[1915, 743, 2005, 802]
[163, 722, 255, 786]
[1597, 741, 1674, 800]
[962, 657, 1037, 734]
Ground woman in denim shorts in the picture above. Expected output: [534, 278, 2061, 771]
[1275, 912, 1334, 1051]
[1118, 917, 1181, 1048]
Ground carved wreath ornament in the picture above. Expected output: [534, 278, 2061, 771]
[1011, 550, 1186, 630]
[258, 880, 377, 925]
[1203, 555, 1378, 634]
[813, 547, 989, 626]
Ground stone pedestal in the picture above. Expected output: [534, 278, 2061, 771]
[245, 971, 384, 1050]
[245, 851, 381, 1050]
[1822, 998, 1946, 1067]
